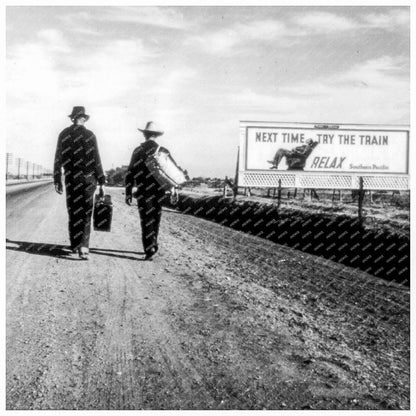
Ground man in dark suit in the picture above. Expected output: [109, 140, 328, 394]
[54, 106, 105, 260]
[125, 121, 170, 260]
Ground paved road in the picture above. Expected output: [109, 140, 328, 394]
[6, 185, 410, 410]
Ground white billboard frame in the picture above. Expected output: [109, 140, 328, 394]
[238, 121, 410, 190]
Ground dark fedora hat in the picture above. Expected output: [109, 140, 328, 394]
[68, 106, 90, 121]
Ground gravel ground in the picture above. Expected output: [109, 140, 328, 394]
[6, 184, 410, 410]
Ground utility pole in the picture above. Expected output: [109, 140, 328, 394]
[6, 153, 13, 180]
[17, 158, 24, 180]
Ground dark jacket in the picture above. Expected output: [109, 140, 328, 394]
[125, 139, 169, 199]
[54, 124, 105, 185]
[289, 142, 318, 157]
[287, 142, 318, 170]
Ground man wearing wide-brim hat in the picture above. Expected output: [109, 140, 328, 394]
[54, 106, 106, 260]
[125, 121, 172, 260]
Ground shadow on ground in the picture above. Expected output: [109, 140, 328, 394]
[6, 239, 146, 261]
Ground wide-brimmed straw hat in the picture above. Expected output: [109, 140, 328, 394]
[138, 121, 164, 137]
[68, 106, 90, 121]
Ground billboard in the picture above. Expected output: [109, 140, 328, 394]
[238, 122, 410, 190]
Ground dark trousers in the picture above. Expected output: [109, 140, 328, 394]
[137, 192, 164, 254]
[65, 177, 96, 250]
[272, 149, 291, 167]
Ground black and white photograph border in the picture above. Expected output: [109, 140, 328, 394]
[2, 0, 415, 413]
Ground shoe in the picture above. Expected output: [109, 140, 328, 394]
[79, 247, 89, 260]
[68, 244, 78, 253]
[269, 165, 278, 169]
[144, 246, 158, 261]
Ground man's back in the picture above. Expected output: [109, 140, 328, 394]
[125, 140, 168, 197]
[54, 124, 105, 184]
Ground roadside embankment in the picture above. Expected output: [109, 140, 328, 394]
[6, 180, 53, 196]
[168, 194, 410, 285]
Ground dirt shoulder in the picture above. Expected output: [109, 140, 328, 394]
[6, 185, 410, 410]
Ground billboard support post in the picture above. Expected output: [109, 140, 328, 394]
[233, 146, 240, 200]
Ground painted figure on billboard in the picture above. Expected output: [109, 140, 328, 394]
[267, 139, 319, 170]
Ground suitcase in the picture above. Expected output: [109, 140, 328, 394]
[145, 145, 188, 191]
[93, 194, 113, 232]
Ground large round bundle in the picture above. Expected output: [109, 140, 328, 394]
[145, 148, 188, 191]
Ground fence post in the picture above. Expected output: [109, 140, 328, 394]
[277, 179, 282, 209]
[358, 177, 364, 223]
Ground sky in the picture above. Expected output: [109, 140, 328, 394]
[5, 5, 410, 178]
